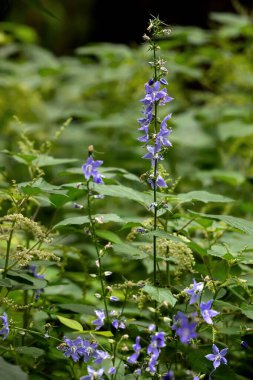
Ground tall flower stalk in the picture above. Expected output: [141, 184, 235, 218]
[138, 17, 173, 286]
[82, 145, 109, 323]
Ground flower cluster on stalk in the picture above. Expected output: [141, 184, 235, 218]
[0, 313, 9, 340]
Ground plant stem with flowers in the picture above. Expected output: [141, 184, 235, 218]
[82, 145, 109, 323]
[139, 18, 173, 287]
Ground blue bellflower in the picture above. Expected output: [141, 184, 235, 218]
[128, 336, 141, 364]
[185, 279, 204, 305]
[205, 344, 228, 369]
[200, 300, 219, 324]
[92, 309, 106, 330]
[171, 311, 197, 345]
[82, 156, 103, 184]
[80, 366, 104, 380]
[0, 313, 9, 340]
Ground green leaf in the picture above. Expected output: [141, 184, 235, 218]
[189, 211, 253, 236]
[54, 216, 89, 228]
[56, 315, 83, 331]
[15, 346, 45, 358]
[96, 229, 122, 243]
[143, 285, 177, 307]
[177, 191, 233, 204]
[113, 243, 147, 260]
[241, 304, 253, 320]
[0, 357, 28, 380]
[0, 278, 13, 288]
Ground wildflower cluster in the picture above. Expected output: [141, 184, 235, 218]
[57, 336, 110, 364]
[138, 20, 173, 189]
[0, 312, 10, 340]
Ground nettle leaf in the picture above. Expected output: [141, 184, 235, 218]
[93, 184, 164, 206]
[189, 211, 253, 236]
[54, 216, 89, 228]
[6, 271, 47, 290]
[241, 304, 253, 320]
[146, 230, 187, 243]
[33, 155, 78, 167]
[0, 278, 12, 288]
[177, 190, 233, 204]
[96, 229, 122, 243]
[0, 357, 28, 380]
[15, 346, 45, 358]
[54, 213, 124, 228]
[56, 315, 83, 331]
[143, 284, 177, 307]
[112, 243, 147, 260]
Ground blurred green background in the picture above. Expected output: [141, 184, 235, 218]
[1, 0, 253, 219]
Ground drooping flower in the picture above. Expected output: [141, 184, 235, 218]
[147, 331, 166, 374]
[163, 371, 174, 380]
[92, 310, 106, 330]
[200, 300, 219, 325]
[171, 311, 197, 344]
[205, 344, 228, 369]
[80, 366, 104, 380]
[128, 336, 141, 364]
[0, 313, 9, 340]
[185, 278, 204, 305]
[108, 367, 116, 375]
[28, 264, 45, 300]
[147, 174, 167, 189]
[112, 318, 126, 330]
[82, 156, 103, 184]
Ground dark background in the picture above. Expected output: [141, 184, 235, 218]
[1, 0, 253, 54]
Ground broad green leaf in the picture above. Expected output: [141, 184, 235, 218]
[0, 278, 12, 288]
[93, 184, 161, 206]
[189, 211, 253, 236]
[15, 346, 45, 358]
[0, 357, 28, 380]
[241, 304, 253, 320]
[96, 229, 122, 243]
[113, 243, 147, 260]
[177, 191, 233, 204]
[54, 216, 89, 228]
[146, 230, 189, 243]
[143, 284, 177, 307]
[56, 315, 83, 331]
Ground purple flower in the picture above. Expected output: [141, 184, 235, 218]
[205, 344, 228, 369]
[0, 313, 9, 340]
[147, 174, 167, 189]
[112, 319, 126, 329]
[163, 371, 174, 380]
[109, 296, 119, 302]
[147, 332, 166, 374]
[171, 311, 197, 345]
[28, 264, 45, 300]
[108, 367, 116, 375]
[93, 349, 110, 364]
[92, 310, 106, 330]
[142, 144, 163, 166]
[80, 366, 104, 380]
[58, 337, 88, 362]
[82, 156, 103, 184]
[128, 336, 141, 364]
[185, 279, 204, 305]
[200, 300, 219, 325]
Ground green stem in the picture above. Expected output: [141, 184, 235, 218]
[3, 221, 15, 278]
[87, 181, 109, 323]
[153, 41, 158, 287]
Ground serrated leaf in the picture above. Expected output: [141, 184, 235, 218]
[177, 191, 233, 204]
[113, 243, 147, 260]
[241, 304, 253, 320]
[15, 346, 45, 358]
[143, 285, 177, 307]
[96, 229, 122, 243]
[56, 315, 83, 331]
[54, 216, 89, 228]
[189, 211, 253, 236]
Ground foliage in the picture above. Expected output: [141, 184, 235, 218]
[0, 9, 253, 380]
